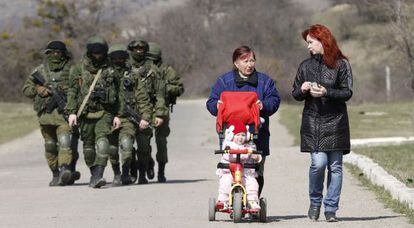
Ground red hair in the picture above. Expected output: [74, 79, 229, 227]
[302, 24, 347, 69]
[232, 45, 256, 63]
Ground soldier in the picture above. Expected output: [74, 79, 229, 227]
[67, 35, 120, 188]
[22, 40, 76, 186]
[146, 42, 184, 182]
[107, 44, 153, 185]
[128, 39, 169, 184]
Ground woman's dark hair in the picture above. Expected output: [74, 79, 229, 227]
[302, 24, 347, 69]
[232, 45, 256, 63]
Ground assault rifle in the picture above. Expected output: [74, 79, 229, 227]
[32, 71, 68, 121]
[124, 104, 148, 128]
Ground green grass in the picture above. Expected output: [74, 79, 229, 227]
[279, 102, 414, 145]
[346, 164, 414, 224]
[0, 102, 38, 145]
[353, 145, 414, 188]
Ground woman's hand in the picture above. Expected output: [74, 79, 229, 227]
[301, 81, 312, 93]
[112, 116, 121, 130]
[217, 100, 223, 110]
[256, 100, 263, 110]
[310, 84, 327, 98]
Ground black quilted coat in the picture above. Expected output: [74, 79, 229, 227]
[292, 54, 353, 154]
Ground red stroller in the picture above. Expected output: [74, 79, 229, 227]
[209, 91, 267, 223]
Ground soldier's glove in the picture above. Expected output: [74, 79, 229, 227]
[36, 85, 51, 97]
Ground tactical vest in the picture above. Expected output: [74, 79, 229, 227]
[33, 61, 71, 115]
[134, 64, 158, 104]
[78, 63, 117, 113]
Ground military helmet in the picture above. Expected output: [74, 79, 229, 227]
[108, 44, 129, 59]
[45, 40, 67, 54]
[147, 42, 162, 61]
[127, 38, 149, 53]
[86, 35, 108, 54]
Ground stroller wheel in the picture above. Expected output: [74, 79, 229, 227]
[259, 197, 267, 222]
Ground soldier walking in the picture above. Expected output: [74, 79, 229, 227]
[146, 42, 184, 182]
[67, 35, 120, 188]
[127, 39, 168, 184]
[22, 40, 77, 186]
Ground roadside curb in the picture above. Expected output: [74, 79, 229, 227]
[344, 137, 414, 209]
[351, 137, 414, 148]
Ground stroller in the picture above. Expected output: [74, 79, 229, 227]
[208, 91, 267, 223]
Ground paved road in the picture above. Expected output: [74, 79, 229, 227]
[0, 100, 411, 227]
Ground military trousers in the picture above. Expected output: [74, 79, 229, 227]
[118, 119, 137, 167]
[40, 123, 73, 172]
[135, 127, 153, 167]
[153, 119, 170, 164]
[79, 112, 113, 167]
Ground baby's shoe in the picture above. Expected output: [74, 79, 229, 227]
[217, 200, 230, 210]
[248, 200, 261, 210]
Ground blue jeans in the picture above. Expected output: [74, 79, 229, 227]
[309, 151, 343, 213]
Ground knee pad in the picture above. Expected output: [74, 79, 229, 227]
[44, 140, 58, 154]
[57, 133, 72, 149]
[120, 135, 134, 152]
[96, 137, 109, 155]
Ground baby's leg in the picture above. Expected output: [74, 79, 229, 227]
[245, 176, 259, 201]
[218, 173, 233, 202]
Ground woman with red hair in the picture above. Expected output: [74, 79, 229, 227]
[292, 24, 353, 222]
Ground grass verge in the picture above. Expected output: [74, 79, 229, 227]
[346, 164, 414, 224]
[0, 102, 38, 145]
[279, 102, 414, 145]
[353, 144, 414, 188]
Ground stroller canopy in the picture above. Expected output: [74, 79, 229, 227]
[216, 91, 260, 133]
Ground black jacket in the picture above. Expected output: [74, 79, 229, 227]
[292, 54, 353, 154]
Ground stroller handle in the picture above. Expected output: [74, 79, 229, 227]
[217, 162, 258, 169]
[214, 149, 262, 155]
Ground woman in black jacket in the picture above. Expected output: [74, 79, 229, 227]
[292, 24, 353, 222]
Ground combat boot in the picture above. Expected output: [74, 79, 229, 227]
[121, 164, 132, 185]
[88, 166, 95, 187]
[130, 161, 138, 183]
[67, 162, 81, 185]
[49, 171, 59, 187]
[157, 162, 167, 183]
[138, 163, 148, 184]
[91, 165, 107, 188]
[58, 165, 72, 186]
[147, 158, 155, 180]
[112, 164, 122, 187]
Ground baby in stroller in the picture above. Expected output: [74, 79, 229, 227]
[217, 118, 262, 210]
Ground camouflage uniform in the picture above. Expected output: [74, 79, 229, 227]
[67, 36, 118, 188]
[22, 41, 76, 186]
[146, 42, 184, 182]
[107, 44, 153, 185]
[128, 39, 169, 184]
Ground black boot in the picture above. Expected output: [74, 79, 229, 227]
[121, 164, 132, 185]
[147, 158, 155, 180]
[138, 163, 148, 184]
[130, 161, 138, 183]
[89, 166, 95, 187]
[157, 163, 167, 183]
[49, 170, 59, 187]
[91, 165, 106, 188]
[58, 165, 72, 186]
[67, 162, 81, 185]
[308, 205, 321, 221]
[112, 164, 122, 187]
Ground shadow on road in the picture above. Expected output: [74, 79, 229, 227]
[157, 179, 210, 184]
[267, 215, 307, 222]
[339, 215, 400, 221]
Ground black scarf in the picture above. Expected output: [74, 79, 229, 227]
[235, 70, 258, 88]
